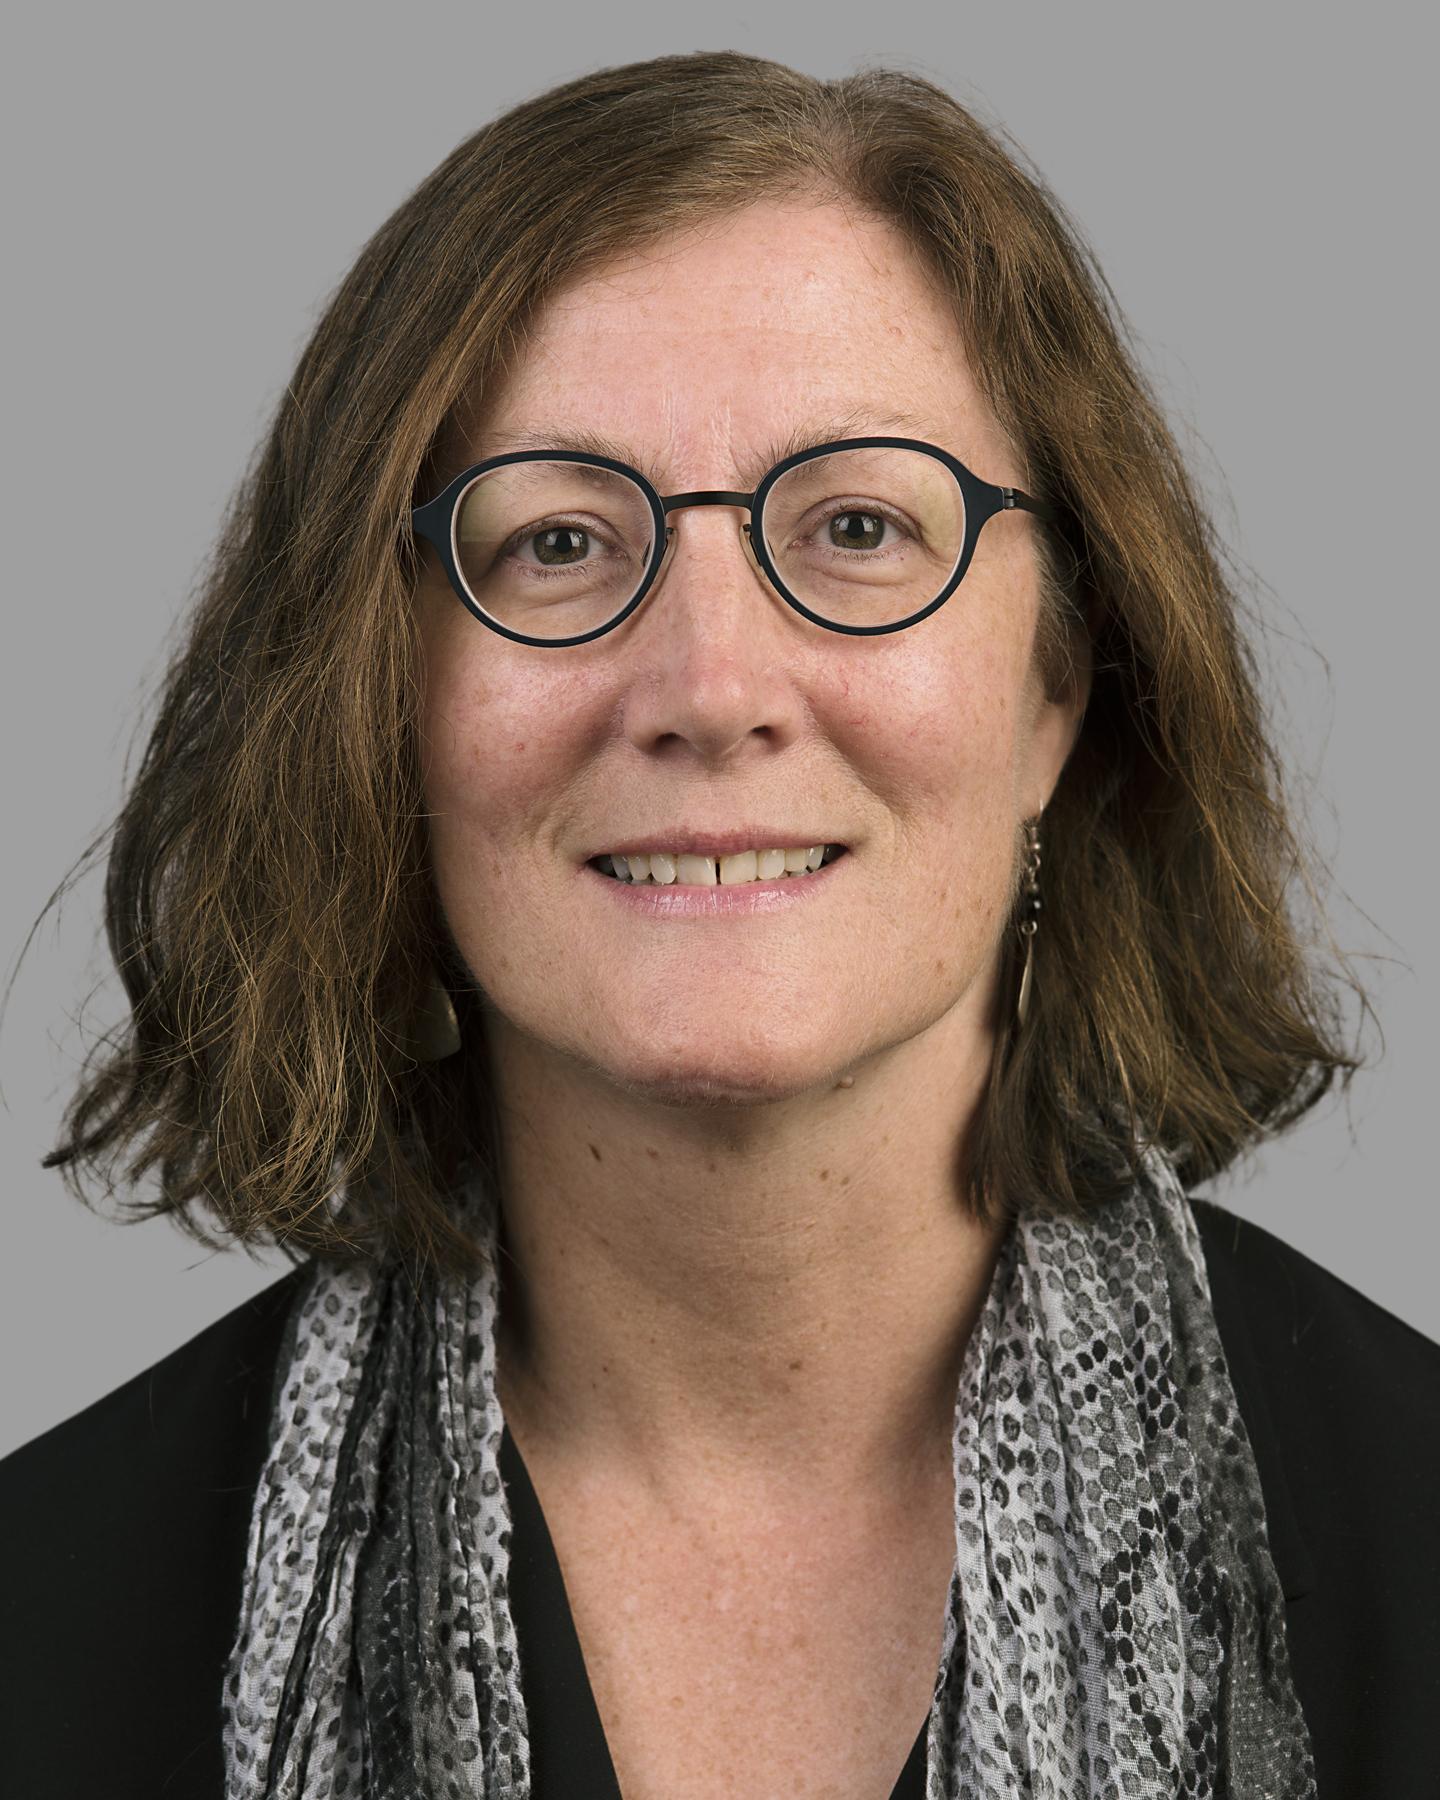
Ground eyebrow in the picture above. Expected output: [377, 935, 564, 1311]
[470, 407, 945, 491]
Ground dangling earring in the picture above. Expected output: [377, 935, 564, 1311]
[408, 966, 461, 1062]
[1015, 817, 1043, 1029]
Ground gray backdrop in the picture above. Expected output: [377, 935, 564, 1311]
[3, 1, 1434, 1459]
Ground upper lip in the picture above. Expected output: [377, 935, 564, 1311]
[585, 828, 847, 859]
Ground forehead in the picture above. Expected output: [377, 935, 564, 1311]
[452, 197, 1011, 488]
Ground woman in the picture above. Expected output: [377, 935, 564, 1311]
[2, 48, 1435, 1800]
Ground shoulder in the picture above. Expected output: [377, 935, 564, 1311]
[0, 1259, 309, 1504]
[1190, 1195, 1440, 1799]
[0, 1261, 309, 1800]
[1190, 1191, 1439, 1533]
[1190, 1192, 1439, 1417]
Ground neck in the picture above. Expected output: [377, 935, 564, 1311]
[485, 989, 1011, 1517]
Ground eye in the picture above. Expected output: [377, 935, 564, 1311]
[795, 498, 915, 559]
[822, 507, 900, 552]
[499, 515, 625, 576]
[516, 523, 594, 567]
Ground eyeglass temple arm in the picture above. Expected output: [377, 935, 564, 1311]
[1001, 487, 1054, 523]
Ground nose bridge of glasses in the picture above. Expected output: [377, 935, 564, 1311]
[660, 489, 755, 515]
[654, 489, 766, 587]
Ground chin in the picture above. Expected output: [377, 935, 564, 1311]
[596, 1035, 856, 1111]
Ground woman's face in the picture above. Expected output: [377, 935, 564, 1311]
[416, 196, 1088, 1106]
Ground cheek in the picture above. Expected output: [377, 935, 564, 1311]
[829, 628, 1031, 1004]
[419, 614, 542, 876]
[912, 680, 1022, 940]
[839, 628, 1029, 858]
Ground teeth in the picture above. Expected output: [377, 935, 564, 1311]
[599, 845, 842, 885]
[719, 851, 758, 886]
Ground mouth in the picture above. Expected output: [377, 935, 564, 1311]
[588, 844, 849, 886]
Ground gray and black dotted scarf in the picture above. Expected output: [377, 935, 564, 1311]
[221, 1142, 1317, 1797]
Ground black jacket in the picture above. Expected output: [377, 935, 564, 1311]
[2, 1196, 1437, 1799]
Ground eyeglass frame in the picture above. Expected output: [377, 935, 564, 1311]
[410, 436, 1054, 649]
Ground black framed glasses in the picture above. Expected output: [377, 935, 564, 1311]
[410, 436, 1053, 648]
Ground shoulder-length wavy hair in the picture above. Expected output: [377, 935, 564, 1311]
[39, 50, 1371, 1282]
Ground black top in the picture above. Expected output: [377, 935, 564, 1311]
[2, 1196, 1437, 1799]
[499, 1419, 930, 1798]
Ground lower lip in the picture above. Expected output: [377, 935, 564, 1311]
[582, 852, 850, 917]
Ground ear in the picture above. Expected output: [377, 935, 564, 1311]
[1027, 602, 1094, 814]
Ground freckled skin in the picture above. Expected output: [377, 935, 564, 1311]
[416, 198, 1085, 1112]
[413, 195, 1092, 1508]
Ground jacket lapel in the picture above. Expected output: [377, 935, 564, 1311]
[1196, 1208, 1318, 1604]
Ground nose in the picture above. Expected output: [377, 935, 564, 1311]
[614, 499, 806, 762]
[647, 515, 772, 602]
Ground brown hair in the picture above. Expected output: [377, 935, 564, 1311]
[35, 50, 1373, 1281]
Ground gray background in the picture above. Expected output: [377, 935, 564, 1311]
[3, 2, 1434, 1460]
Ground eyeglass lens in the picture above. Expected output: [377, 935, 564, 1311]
[452, 449, 968, 640]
